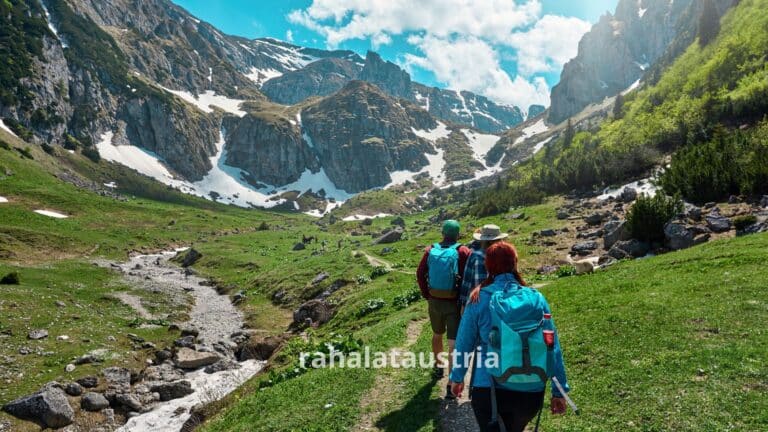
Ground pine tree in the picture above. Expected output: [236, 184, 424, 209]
[613, 93, 624, 119]
[563, 118, 575, 148]
[698, 0, 720, 46]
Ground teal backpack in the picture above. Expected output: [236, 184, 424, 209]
[427, 243, 460, 298]
[485, 282, 553, 384]
[483, 282, 555, 432]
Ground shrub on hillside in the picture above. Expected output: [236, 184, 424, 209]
[370, 266, 390, 279]
[357, 298, 386, 317]
[626, 194, 683, 243]
[82, 146, 100, 163]
[734, 215, 758, 231]
[660, 128, 768, 203]
[393, 288, 421, 309]
[0, 272, 20, 285]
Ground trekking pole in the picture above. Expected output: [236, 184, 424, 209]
[551, 377, 580, 415]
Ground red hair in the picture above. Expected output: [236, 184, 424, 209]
[481, 241, 527, 287]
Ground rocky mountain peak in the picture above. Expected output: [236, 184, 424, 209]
[359, 51, 413, 99]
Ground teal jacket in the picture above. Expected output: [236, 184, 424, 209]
[449, 273, 570, 397]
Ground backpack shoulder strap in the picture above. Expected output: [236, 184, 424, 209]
[449, 243, 461, 250]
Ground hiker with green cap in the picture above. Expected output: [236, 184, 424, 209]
[417, 219, 471, 399]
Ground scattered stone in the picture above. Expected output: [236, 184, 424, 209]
[706, 214, 732, 233]
[761, 195, 768, 208]
[204, 359, 241, 374]
[65, 364, 76, 373]
[18, 347, 31, 355]
[28, 329, 48, 340]
[373, 226, 404, 244]
[685, 204, 703, 221]
[103, 408, 115, 424]
[102, 367, 131, 394]
[55, 301, 66, 308]
[619, 187, 637, 203]
[180, 328, 200, 338]
[585, 213, 605, 226]
[539, 229, 557, 237]
[537, 265, 559, 275]
[2, 385, 74, 428]
[292, 242, 306, 251]
[77, 376, 98, 388]
[664, 222, 694, 251]
[127, 333, 144, 343]
[155, 350, 173, 363]
[175, 348, 220, 369]
[115, 394, 143, 412]
[693, 233, 711, 246]
[150, 381, 194, 401]
[174, 336, 196, 349]
[292, 300, 334, 328]
[311, 272, 330, 285]
[608, 240, 650, 260]
[704, 202, 716, 209]
[177, 248, 203, 267]
[64, 383, 82, 397]
[81, 392, 110, 412]
[57, 335, 69, 341]
[571, 241, 598, 255]
[598, 255, 617, 267]
[390, 216, 406, 227]
[603, 220, 630, 250]
[509, 213, 525, 220]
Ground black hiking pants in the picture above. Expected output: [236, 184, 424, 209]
[470, 388, 544, 432]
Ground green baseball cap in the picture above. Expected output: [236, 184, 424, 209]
[442, 220, 461, 238]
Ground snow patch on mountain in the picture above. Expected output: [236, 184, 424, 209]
[40, 1, 68, 48]
[461, 129, 499, 165]
[96, 132, 178, 181]
[532, 136, 554, 154]
[514, 119, 550, 145]
[622, 79, 642, 95]
[160, 87, 246, 117]
[246, 67, 283, 87]
[0, 119, 18, 138]
[34, 210, 69, 219]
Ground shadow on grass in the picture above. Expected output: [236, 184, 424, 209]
[374, 376, 441, 431]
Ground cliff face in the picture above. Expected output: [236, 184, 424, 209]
[301, 81, 433, 193]
[549, 0, 733, 124]
[261, 58, 361, 105]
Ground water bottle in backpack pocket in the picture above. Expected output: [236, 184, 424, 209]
[427, 243, 460, 298]
[485, 284, 554, 385]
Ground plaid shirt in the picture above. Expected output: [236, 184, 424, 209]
[459, 249, 487, 306]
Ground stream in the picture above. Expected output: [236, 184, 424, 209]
[105, 250, 265, 432]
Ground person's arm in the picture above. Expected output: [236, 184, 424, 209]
[449, 301, 479, 384]
[417, 248, 431, 300]
[542, 297, 569, 398]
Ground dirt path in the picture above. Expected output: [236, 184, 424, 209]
[354, 250, 415, 275]
[353, 319, 425, 431]
[438, 353, 479, 432]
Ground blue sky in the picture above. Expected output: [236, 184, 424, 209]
[172, 1, 619, 109]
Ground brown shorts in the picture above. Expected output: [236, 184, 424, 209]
[428, 299, 459, 340]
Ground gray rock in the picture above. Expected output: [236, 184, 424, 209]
[155, 350, 173, 362]
[204, 359, 241, 374]
[174, 336, 196, 348]
[584, 213, 605, 226]
[180, 328, 200, 338]
[177, 249, 203, 267]
[77, 376, 98, 388]
[28, 329, 48, 340]
[55, 301, 66, 308]
[2, 385, 74, 428]
[150, 380, 194, 401]
[292, 299, 334, 328]
[102, 367, 131, 394]
[175, 348, 221, 369]
[685, 204, 703, 221]
[373, 226, 404, 244]
[619, 187, 637, 203]
[537, 265, 560, 275]
[556, 211, 569, 220]
[390, 216, 406, 227]
[64, 382, 83, 397]
[539, 229, 557, 237]
[706, 214, 732, 233]
[115, 394, 143, 412]
[311, 272, 330, 285]
[571, 241, 598, 255]
[761, 195, 768, 208]
[608, 240, 650, 260]
[65, 364, 76, 373]
[81, 392, 110, 412]
[665, 222, 694, 251]
[603, 220, 630, 250]
[292, 242, 306, 251]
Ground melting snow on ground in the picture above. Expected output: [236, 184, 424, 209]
[0, 196, 8, 203]
[34, 210, 68, 219]
[160, 87, 246, 117]
[462, 129, 499, 164]
[246, 67, 283, 87]
[532, 137, 554, 155]
[514, 119, 549, 145]
[97, 132, 178, 181]
[117, 360, 265, 432]
[342, 213, 391, 222]
[0, 119, 18, 138]
[598, 177, 659, 200]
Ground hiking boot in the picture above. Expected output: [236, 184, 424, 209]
[445, 384, 456, 400]
[432, 366, 444, 379]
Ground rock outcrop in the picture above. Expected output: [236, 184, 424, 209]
[262, 58, 362, 105]
[2, 383, 75, 429]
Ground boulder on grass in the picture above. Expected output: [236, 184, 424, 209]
[608, 240, 650, 260]
[603, 220, 630, 250]
[292, 299, 333, 328]
[81, 392, 110, 412]
[175, 348, 220, 369]
[664, 222, 694, 251]
[150, 381, 194, 401]
[2, 384, 74, 428]
[373, 226, 404, 244]
[706, 214, 732, 233]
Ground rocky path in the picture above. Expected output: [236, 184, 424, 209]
[103, 250, 265, 432]
[438, 354, 479, 432]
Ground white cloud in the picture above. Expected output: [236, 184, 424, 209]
[287, 0, 591, 108]
[285, 29, 294, 42]
[506, 15, 592, 77]
[404, 36, 549, 109]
